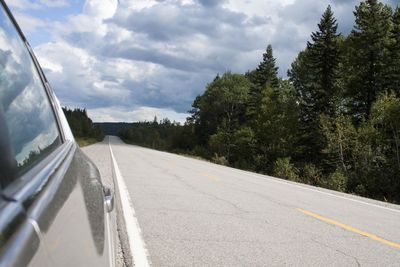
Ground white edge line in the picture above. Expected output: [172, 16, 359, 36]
[123, 140, 400, 214]
[106, 212, 115, 267]
[156, 150, 400, 214]
[223, 164, 400, 214]
[109, 139, 151, 267]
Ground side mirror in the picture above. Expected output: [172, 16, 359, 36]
[103, 187, 114, 213]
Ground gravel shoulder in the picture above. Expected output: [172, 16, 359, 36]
[81, 138, 127, 267]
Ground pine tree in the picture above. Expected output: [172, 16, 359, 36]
[253, 44, 279, 90]
[307, 5, 341, 116]
[345, 0, 393, 119]
[248, 44, 279, 118]
[288, 6, 341, 166]
[246, 45, 292, 171]
[387, 7, 400, 94]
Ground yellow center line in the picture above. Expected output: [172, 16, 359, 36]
[297, 208, 400, 250]
[201, 172, 220, 182]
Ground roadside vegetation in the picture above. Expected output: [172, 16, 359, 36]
[62, 108, 104, 147]
[120, 0, 400, 203]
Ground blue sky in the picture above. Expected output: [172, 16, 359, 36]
[8, 0, 82, 43]
[7, 0, 399, 122]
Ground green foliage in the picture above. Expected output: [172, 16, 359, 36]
[247, 44, 280, 119]
[209, 126, 230, 158]
[302, 164, 323, 185]
[76, 137, 100, 147]
[247, 44, 280, 111]
[288, 6, 341, 165]
[253, 44, 279, 89]
[118, 1, 400, 204]
[119, 119, 194, 152]
[344, 0, 393, 118]
[62, 107, 104, 143]
[325, 169, 348, 192]
[231, 127, 256, 169]
[320, 93, 400, 201]
[190, 72, 251, 146]
[211, 153, 229, 166]
[369, 92, 400, 200]
[96, 122, 131, 135]
[273, 158, 299, 182]
[192, 145, 210, 159]
[320, 114, 357, 172]
[250, 80, 299, 172]
[386, 7, 400, 93]
[245, 44, 300, 172]
[307, 5, 341, 116]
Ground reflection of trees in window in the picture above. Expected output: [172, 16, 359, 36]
[0, 7, 61, 187]
[16, 138, 60, 175]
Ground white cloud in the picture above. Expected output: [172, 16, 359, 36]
[35, 41, 132, 108]
[12, 12, 46, 35]
[224, 0, 294, 18]
[88, 106, 188, 123]
[83, 0, 118, 19]
[19, 0, 398, 122]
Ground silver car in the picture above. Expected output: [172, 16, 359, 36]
[0, 0, 116, 266]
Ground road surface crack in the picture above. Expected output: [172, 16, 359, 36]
[310, 237, 362, 267]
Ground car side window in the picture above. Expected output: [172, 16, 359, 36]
[0, 6, 61, 188]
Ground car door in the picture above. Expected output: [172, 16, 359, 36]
[0, 1, 114, 266]
[0, 196, 51, 267]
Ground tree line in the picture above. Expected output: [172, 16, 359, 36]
[63, 108, 104, 141]
[119, 117, 195, 151]
[120, 0, 400, 203]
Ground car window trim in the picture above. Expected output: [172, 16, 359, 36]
[0, 0, 66, 144]
[1, 141, 75, 209]
[0, 0, 71, 195]
[24, 42, 66, 143]
[0, 0, 26, 43]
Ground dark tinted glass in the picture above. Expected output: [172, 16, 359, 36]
[0, 6, 61, 188]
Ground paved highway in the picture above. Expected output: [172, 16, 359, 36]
[100, 136, 400, 266]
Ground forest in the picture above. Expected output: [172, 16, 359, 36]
[120, 0, 400, 203]
[63, 108, 104, 146]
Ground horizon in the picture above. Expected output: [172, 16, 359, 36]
[8, 0, 398, 123]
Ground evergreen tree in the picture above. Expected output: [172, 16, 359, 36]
[288, 6, 340, 166]
[245, 45, 285, 170]
[252, 44, 279, 90]
[345, 0, 393, 119]
[307, 5, 341, 116]
[251, 80, 299, 172]
[62, 107, 104, 141]
[116, 0, 400, 203]
[248, 44, 279, 120]
[387, 7, 400, 94]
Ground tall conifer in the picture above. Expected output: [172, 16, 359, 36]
[289, 6, 340, 165]
[346, 0, 393, 118]
[387, 7, 400, 94]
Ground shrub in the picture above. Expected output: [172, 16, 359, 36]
[273, 157, 299, 182]
[326, 170, 348, 192]
[192, 145, 210, 159]
[303, 164, 322, 185]
[354, 184, 367, 196]
[212, 153, 229, 166]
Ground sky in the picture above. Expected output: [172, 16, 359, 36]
[7, 0, 399, 123]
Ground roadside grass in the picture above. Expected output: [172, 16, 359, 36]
[76, 137, 99, 147]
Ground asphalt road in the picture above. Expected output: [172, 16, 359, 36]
[107, 136, 400, 266]
[82, 139, 126, 267]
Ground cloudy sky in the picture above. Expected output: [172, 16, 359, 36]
[7, 0, 398, 122]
